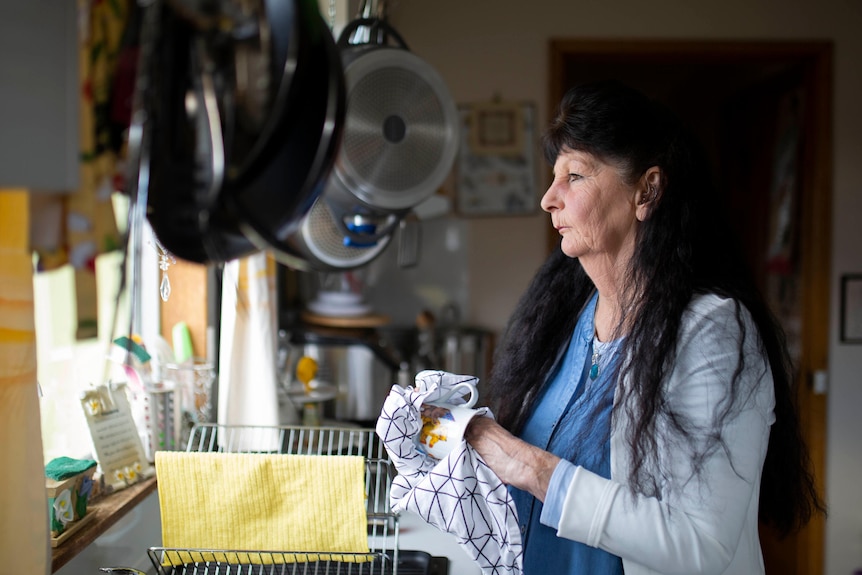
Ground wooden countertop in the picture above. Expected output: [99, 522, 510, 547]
[51, 476, 158, 573]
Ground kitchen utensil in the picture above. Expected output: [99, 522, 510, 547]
[280, 195, 394, 271]
[440, 327, 493, 385]
[396, 550, 450, 575]
[282, 326, 399, 423]
[308, 298, 372, 317]
[162, 358, 215, 446]
[142, 383, 181, 457]
[279, 15, 459, 271]
[437, 304, 494, 396]
[417, 401, 482, 461]
[300, 310, 390, 328]
[306, 270, 375, 316]
[293, 355, 330, 425]
[296, 355, 318, 393]
[141, 424, 398, 574]
[141, 0, 345, 265]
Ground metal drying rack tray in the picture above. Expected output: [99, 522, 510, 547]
[144, 423, 402, 575]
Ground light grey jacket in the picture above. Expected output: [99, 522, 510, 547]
[555, 294, 776, 575]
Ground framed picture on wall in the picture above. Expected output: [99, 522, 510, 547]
[840, 274, 862, 343]
[455, 100, 538, 217]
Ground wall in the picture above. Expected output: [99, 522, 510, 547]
[0, 1, 79, 192]
[386, 1, 862, 574]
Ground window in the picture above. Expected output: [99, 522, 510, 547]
[36, 194, 161, 464]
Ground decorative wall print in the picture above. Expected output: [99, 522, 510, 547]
[456, 101, 537, 216]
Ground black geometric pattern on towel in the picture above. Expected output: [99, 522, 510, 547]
[376, 370, 523, 575]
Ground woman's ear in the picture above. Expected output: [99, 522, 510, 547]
[636, 167, 662, 221]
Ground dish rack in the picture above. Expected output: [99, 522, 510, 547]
[144, 423, 401, 575]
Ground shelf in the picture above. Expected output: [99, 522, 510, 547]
[51, 476, 158, 573]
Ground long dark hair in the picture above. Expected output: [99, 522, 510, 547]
[487, 80, 824, 535]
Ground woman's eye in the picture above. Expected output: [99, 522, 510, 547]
[568, 173, 581, 183]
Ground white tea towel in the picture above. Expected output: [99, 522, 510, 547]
[376, 370, 523, 575]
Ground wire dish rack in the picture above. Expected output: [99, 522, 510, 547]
[144, 423, 401, 575]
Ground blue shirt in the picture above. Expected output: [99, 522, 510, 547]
[509, 292, 624, 575]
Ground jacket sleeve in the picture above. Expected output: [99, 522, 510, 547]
[554, 295, 776, 575]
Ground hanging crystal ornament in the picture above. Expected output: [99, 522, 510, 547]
[152, 239, 177, 301]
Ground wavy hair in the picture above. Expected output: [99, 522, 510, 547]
[487, 80, 823, 535]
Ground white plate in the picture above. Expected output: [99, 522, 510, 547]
[307, 300, 372, 317]
[316, 290, 364, 305]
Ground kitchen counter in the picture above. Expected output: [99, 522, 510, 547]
[379, 510, 482, 575]
[52, 477, 158, 573]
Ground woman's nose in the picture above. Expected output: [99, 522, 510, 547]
[540, 183, 559, 213]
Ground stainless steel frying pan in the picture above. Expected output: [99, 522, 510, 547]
[278, 17, 460, 271]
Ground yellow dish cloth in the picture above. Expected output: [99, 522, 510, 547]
[155, 451, 370, 564]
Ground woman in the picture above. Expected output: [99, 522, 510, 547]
[466, 80, 823, 575]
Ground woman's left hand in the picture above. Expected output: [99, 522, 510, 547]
[466, 416, 560, 502]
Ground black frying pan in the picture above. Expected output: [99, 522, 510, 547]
[144, 0, 344, 265]
[227, 0, 346, 263]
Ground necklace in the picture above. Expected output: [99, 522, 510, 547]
[590, 336, 609, 380]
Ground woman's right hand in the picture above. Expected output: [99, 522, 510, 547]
[466, 416, 560, 502]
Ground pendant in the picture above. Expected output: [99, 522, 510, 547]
[590, 351, 599, 380]
[159, 273, 171, 301]
[152, 238, 176, 302]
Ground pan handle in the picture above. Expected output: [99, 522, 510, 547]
[336, 17, 409, 51]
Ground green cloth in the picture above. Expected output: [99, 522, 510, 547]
[45, 457, 97, 481]
[113, 335, 152, 363]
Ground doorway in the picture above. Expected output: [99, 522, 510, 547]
[548, 40, 832, 575]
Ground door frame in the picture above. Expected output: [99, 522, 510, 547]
[547, 39, 832, 574]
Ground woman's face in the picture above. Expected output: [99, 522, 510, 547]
[541, 149, 641, 266]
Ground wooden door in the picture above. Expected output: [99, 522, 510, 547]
[548, 40, 832, 575]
